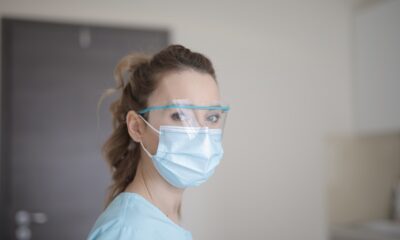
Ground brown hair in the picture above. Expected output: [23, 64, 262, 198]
[97, 44, 217, 208]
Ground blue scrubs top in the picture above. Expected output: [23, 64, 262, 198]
[87, 192, 193, 240]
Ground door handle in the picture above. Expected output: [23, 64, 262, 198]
[15, 210, 48, 240]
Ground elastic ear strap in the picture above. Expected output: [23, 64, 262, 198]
[140, 141, 153, 158]
[137, 114, 160, 134]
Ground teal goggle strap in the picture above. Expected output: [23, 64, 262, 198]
[138, 104, 230, 114]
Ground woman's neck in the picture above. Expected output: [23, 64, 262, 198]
[125, 158, 184, 225]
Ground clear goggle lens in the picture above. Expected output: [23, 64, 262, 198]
[138, 99, 229, 133]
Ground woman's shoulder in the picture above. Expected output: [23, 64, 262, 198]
[87, 217, 137, 240]
[87, 192, 149, 240]
[87, 192, 193, 240]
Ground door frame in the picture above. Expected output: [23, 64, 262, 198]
[1, 18, 15, 240]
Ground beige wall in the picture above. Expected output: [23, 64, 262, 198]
[326, 0, 400, 227]
[327, 134, 400, 226]
[0, 0, 360, 239]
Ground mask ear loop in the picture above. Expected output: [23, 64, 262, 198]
[137, 114, 160, 134]
[137, 113, 160, 158]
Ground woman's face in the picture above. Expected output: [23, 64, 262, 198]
[142, 68, 221, 155]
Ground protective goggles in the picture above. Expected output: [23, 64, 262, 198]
[138, 99, 230, 135]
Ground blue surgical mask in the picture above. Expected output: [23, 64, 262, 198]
[139, 116, 224, 189]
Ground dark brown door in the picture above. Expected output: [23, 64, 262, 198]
[1, 18, 169, 240]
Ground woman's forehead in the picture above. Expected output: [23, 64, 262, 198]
[148, 69, 220, 105]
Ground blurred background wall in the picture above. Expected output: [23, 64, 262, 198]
[327, 134, 400, 225]
[327, 2, 400, 239]
[1, 0, 398, 240]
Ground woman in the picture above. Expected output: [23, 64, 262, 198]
[87, 44, 229, 240]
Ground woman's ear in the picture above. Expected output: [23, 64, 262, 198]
[126, 110, 146, 143]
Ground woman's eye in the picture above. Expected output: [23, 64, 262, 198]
[207, 114, 220, 123]
[170, 112, 187, 121]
